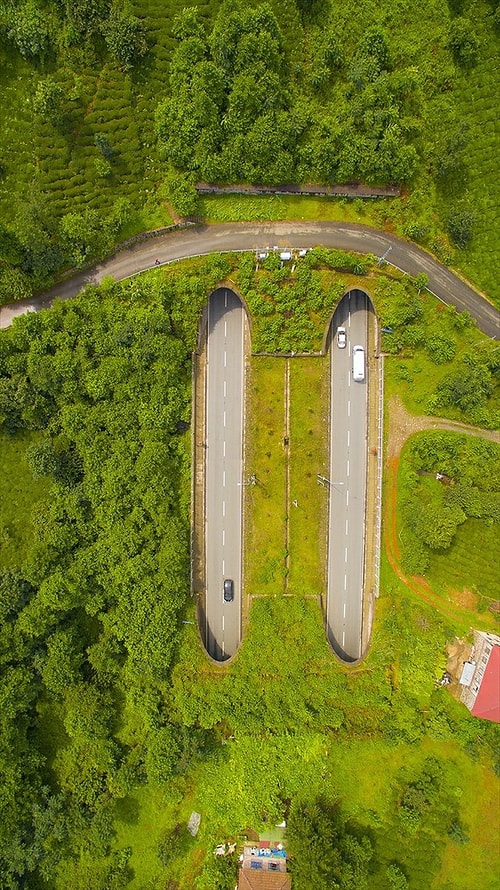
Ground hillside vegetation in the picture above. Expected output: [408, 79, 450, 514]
[0, 256, 498, 888]
[0, 0, 498, 301]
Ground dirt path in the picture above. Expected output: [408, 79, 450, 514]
[386, 395, 500, 460]
[384, 397, 499, 622]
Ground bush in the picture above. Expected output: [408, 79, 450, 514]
[447, 208, 475, 248]
[8, 1, 50, 60]
[101, 11, 147, 68]
[426, 334, 456, 364]
[0, 266, 33, 304]
[164, 173, 199, 218]
[447, 18, 479, 68]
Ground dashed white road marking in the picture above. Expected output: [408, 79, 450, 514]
[344, 575, 347, 591]
[345, 519, 348, 535]
[224, 380, 227, 397]
[344, 546, 348, 562]
[224, 351, 227, 367]
[343, 602, 347, 618]
[223, 470, 226, 487]
[222, 615, 225, 631]
[224, 320, 227, 336]
[342, 631, 346, 646]
[346, 490, 349, 506]
[347, 459, 350, 477]
[222, 559, 225, 574]
[223, 410, 226, 427]
[222, 529, 225, 546]
[347, 430, 350, 447]
[223, 440, 226, 457]
[222, 500, 226, 517]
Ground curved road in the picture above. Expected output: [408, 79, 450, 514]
[1, 222, 499, 337]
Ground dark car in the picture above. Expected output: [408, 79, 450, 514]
[223, 579, 234, 602]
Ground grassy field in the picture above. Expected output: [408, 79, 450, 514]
[380, 290, 500, 427]
[244, 357, 287, 597]
[288, 358, 329, 596]
[199, 193, 379, 226]
[245, 356, 330, 599]
[0, 429, 49, 570]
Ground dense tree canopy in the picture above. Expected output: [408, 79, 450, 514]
[0, 267, 211, 886]
[155, 3, 425, 188]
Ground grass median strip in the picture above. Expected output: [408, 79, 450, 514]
[244, 355, 329, 600]
[245, 357, 287, 597]
[288, 357, 329, 597]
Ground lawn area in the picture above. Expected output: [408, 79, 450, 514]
[113, 782, 192, 889]
[288, 357, 329, 596]
[430, 746, 500, 889]
[199, 193, 379, 226]
[0, 429, 49, 570]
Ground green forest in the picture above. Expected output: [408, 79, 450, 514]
[0, 255, 498, 888]
[0, 0, 499, 887]
[0, 0, 499, 299]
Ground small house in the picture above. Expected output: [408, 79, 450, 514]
[459, 631, 500, 723]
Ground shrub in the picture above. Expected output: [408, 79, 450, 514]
[447, 208, 475, 248]
[102, 11, 147, 68]
[447, 18, 479, 68]
[426, 334, 456, 364]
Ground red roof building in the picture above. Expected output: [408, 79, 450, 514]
[460, 631, 500, 723]
[237, 873, 291, 890]
[237, 841, 291, 890]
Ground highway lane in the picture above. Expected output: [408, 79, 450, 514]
[3, 222, 498, 338]
[205, 288, 245, 660]
[327, 291, 369, 662]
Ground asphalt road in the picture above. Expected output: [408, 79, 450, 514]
[1, 222, 498, 337]
[205, 288, 245, 661]
[327, 291, 369, 662]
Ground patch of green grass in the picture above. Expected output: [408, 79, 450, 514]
[113, 783, 190, 889]
[288, 358, 329, 596]
[0, 429, 49, 569]
[199, 193, 380, 225]
[117, 203, 174, 241]
[245, 357, 287, 596]
[432, 753, 500, 889]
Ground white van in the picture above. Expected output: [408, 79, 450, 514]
[352, 345, 365, 382]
